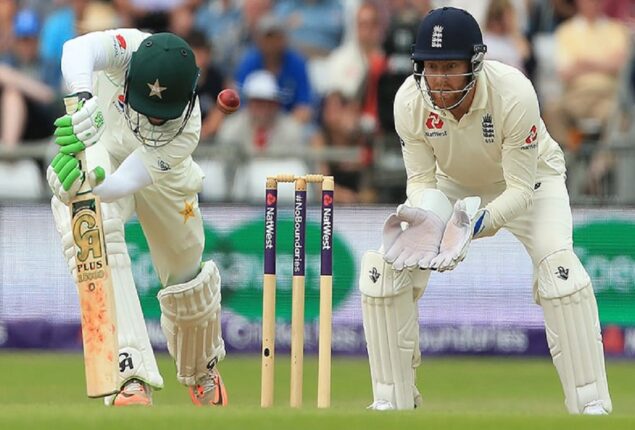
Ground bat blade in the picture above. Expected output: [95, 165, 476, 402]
[71, 194, 119, 398]
[65, 95, 119, 398]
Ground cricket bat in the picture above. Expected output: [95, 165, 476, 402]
[64, 96, 119, 398]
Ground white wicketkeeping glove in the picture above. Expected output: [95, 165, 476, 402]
[429, 197, 482, 272]
[382, 204, 446, 271]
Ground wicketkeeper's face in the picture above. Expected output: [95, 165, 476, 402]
[423, 60, 471, 109]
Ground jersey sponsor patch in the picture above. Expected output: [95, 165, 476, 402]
[116, 34, 127, 49]
[114, 94, 125, 113]
[425, 112, 443, 129]
[522, 124, 538, 150]
[112, 34, 127, 56]
[425, 112, 447, 137]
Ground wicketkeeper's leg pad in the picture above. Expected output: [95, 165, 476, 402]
[157, 260, 226, 386]
[51, 197, 164, 404]
[537, 249, 612, 414]
[359, 250, 430, 410]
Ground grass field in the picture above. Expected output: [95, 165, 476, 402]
[0, 352, 634, 429]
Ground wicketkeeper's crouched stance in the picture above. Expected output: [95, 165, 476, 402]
[360, 7, 611, 415]
[47, 30, 227, 406]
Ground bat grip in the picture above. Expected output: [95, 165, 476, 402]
[64, 95, 92, 194]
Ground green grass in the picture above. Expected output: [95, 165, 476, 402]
[0, 352, 634, 429]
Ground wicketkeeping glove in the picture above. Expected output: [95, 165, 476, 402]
[382, 204, 446, 271]
[53, 97, 105, 155]
[429, 197, 482, 272]
[46, 152, 105, 205]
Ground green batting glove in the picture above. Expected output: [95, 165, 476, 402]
[46, 152, 106, 204]
[54, 97, 105, 155]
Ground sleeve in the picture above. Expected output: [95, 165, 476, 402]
[133, 100, 202, 183]
[394, 88, 438, 207]
[61, 29, 150, 94]
[482, 78, 539, 235]
[93, 151, 153, 203]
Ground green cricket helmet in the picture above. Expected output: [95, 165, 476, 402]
[124, 33, 200, 147]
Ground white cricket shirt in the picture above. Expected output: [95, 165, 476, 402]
[394, 60, 565, 233]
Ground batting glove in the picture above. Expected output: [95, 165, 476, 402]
[46, 152, 105, 204]
[53, 96, 105, 155]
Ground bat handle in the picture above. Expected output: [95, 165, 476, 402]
[63, 95, 92, 194]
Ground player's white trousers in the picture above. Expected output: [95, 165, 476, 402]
[363, 172, 611, 412]
[440, 172, 612, 413]
[51, 141, 224, 394]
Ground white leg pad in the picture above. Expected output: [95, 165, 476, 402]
[51, 197, 164, 404]
[157, 260, 225, 386]
[359, 250, 431, 410]
[537, 249, 612, 414]
[52, 197, 163, 406]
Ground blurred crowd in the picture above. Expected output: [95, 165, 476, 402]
[0, 0, 635, 203]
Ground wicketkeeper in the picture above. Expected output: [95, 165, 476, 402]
[47, 30, 227, 406]
[359, 7, 611, 414]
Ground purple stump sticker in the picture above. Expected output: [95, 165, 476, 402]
[264, 189, 277, 275]
[320, 190, 334, 276]
[293, 189, 307, 276]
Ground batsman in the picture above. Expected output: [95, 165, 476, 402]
[360, 7, 611, 414]
[47, 30, 227, 406]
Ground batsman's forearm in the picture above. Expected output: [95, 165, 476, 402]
[93, 152, 152, 202]
[61, 32, 110, 94]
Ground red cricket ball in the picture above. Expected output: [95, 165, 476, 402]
[217, 88, 241, 114]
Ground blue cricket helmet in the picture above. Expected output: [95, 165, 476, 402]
[410, 7, 487, 111]
[411, 7, 486, 62]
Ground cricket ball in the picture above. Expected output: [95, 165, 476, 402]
[217, 88, 241, 114]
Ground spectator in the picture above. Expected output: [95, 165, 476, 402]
[185, 29, 226, 140]
[112, 0, 201, 33]
[39, 0, 91, 90]
[546, 0, 629, 194]
[327, 1, 386, 134]
[274, 0, 344, 59]
[377, 0, 431, 133]
[234, 14, 314, 124]
[76, 1, 118, 34]
[273, 0, 344, 96]
[604, 0, 635, 27]
[194, 0, 245, 75]
[433, 0, 531, 33]
[0, 0, 16, 63]
[528, 0, 578, 34]
[311, 91, 373, 204]
[0, 8, 58, 150]
[168, 3, 196, 37]
[217, 69, 304, 155]
[483, 0, 531, 73]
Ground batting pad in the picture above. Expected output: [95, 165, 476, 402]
[359, 251, 431, 409]
[51, 197, 164, 405]
[538, 249, 612, 414]
[157, 260, 225, 386]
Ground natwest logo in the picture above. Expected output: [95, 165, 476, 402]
[525, 125, 537, 144]
[522, 124, 537, 150]
[425, 112, 444, 129]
